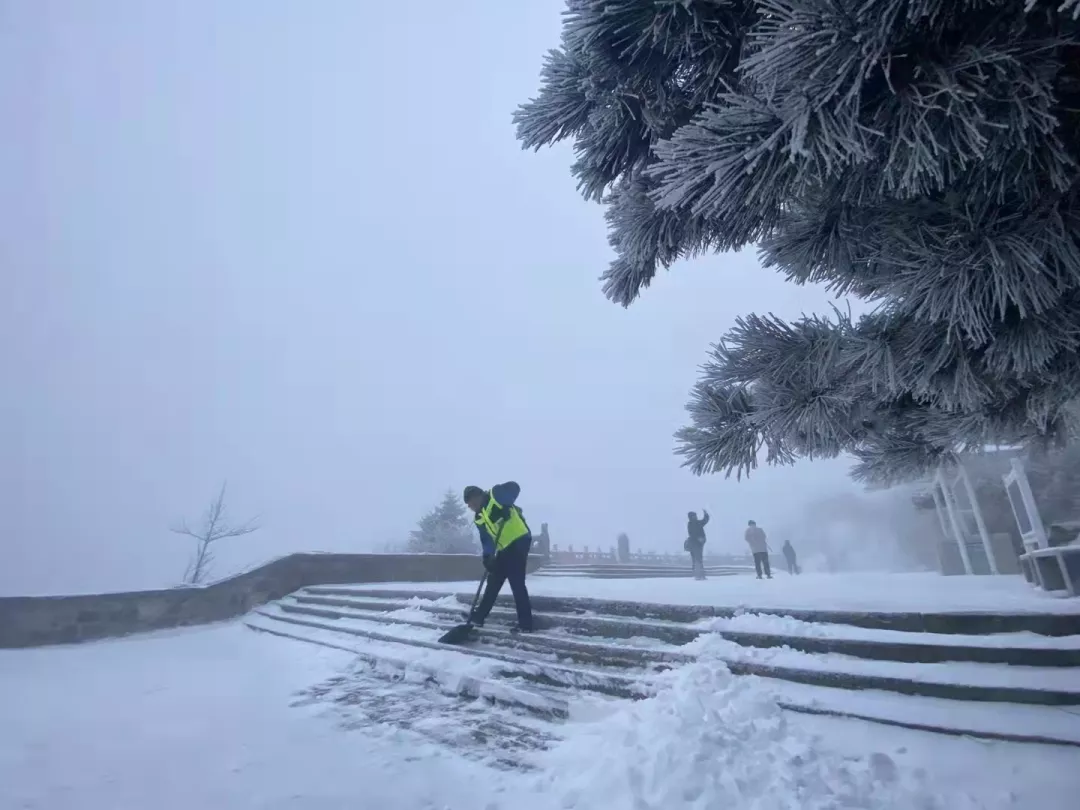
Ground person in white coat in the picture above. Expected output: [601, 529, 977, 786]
[744, 520, 772, 579]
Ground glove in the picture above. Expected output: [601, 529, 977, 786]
[482, 554, 496, 573]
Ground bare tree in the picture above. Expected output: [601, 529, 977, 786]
[171, 482, 260, 584]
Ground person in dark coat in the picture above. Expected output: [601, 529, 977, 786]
[463, 482, 533, 633]
[685, 509, 710, 580]
[782, 539, 800, 575]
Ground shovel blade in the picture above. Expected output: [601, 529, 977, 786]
[438, 623, 476, 645]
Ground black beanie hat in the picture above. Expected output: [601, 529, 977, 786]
[463, 485, 484, 503]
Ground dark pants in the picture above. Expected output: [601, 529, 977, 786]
[753, 551, 772, 579]
[474, 535, 533, 630]
[689, 543, 706, 580]
[785, 555, 799, 575]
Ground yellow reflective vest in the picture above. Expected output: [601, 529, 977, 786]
[475, 492, 530, 552]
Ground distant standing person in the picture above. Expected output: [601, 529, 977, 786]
[782, 539, 799, 575]
[745, 520, 772, 580]
[685, 509, 709, 580]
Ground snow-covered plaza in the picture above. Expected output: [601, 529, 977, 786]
[3, 572, 1078, 810]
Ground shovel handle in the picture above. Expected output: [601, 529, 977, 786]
[464, 511, 512, 621]
[467, 570, 487, 614]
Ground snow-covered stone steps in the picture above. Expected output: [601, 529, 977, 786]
[307, 585, 1080, 636]
[249, 618, 568, 770]
[283, 592, 1080, 707]
[292, 591, 698, 645]
[773, 678, 1080, 747]
[768, 680, 1080, 748]
[718, 644, 1080, 707]
[293, 589, 1080, 667]
[247, 596, 1080, 747]
[247, 614, 575, 719]
[256, 594, 1080, 707]
[531, 565, 748, 579]
[250, 605, 651, 699]
[276, 597, 686, 671]
[278, 594, 1080, 706]
[247, 601, 1080, 748]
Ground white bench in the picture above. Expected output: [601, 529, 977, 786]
[1021, 544, 1080, 597]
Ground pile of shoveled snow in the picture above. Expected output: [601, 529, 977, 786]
[382, 594, 463, 623]
[520, 658, 958, 810]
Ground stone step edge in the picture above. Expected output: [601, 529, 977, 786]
[292, 592, 1080, 668]
[303, 585, 1080, 637]
[256, 604, 1080, 706]
[775, 701, 1080, 748]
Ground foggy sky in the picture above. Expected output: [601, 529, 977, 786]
[1, 1, 862, 595]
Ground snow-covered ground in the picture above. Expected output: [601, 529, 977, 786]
[2, 621, 1078, 809]
[0, 624, 497, 810]
[357, 571, 1080, 614]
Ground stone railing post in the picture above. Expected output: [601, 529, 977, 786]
[536, 522, 551, 560]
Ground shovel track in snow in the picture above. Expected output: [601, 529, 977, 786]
[291, 666, 561, 771]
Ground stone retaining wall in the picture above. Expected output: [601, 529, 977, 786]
[0, 552, 543, 648]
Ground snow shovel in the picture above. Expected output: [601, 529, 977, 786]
[438, 517, 509, 645]
[437, 569, 489, 645]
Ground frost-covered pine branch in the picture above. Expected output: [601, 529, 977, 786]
[516, 0, 1080, 484]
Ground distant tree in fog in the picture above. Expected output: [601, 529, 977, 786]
[171, 482, 260, 585]
[408, 490, 476, 554]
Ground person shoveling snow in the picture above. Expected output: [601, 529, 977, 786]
[439, 481, 534, 643]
